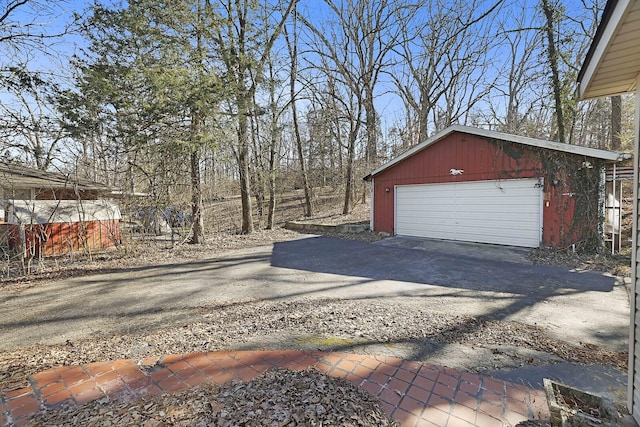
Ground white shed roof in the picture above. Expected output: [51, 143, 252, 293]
[364, 125, 630, 180]
[578, 0, 640, 99]
[7, 200, 121, 224]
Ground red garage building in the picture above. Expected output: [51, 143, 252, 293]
[364, 125, 629, 249]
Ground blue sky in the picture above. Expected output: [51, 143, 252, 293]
[1, 0, 605, 130]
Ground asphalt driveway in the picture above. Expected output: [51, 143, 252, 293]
[0, 234, 629, 355]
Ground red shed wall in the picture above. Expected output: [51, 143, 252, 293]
[22, 219, 120, 257]
[371, 132, 577, 247]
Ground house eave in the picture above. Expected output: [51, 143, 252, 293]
[577, 0, 640, 100]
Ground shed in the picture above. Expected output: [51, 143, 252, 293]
[0, 162, 121, 257]
[364, 125, 628, 248]
[576, 0, 640, 419]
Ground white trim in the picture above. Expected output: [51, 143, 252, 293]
[369, 179, 374, 231]
[629, 80, 639, 414]
[393, 185, 399, 235]
[539, 177, 544, 244]
[364, 125, 629, 180]
[579, 0, 633, 99]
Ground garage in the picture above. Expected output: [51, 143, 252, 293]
[395, 178, 542, 247]
[364, 125, 628, 248]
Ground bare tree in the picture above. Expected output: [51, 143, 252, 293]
[541, 0, 566, 143]
[284, 10, 313, 217]
[539, 0, 607, 145]
[393, 0, 501, 142]
[611, 95, 622, 150]
[477, 7, 548, 137]
[211, 0, 297, 234]
[299, 0, 406, 213]
[246, 47, 287, 230]
[0, 78, 65, 169]
[265, 59, 281, 229]
[1, 1, 76, 81]
[1, 1, 77, 167]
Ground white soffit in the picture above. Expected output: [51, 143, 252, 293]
[579, 0, 640, 99]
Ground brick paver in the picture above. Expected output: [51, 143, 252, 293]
[0, 350, 550, 426]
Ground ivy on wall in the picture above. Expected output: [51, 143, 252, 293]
[540, 151, 604, 252]
[490, 138, 604, 252]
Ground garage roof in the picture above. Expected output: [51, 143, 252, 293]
[363, 125, 630, 180]
[0, 161, 111, 192]
[577, 0, 640, 99]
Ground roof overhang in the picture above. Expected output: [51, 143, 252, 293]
[363, 125, 630, 181]
[0, 162, 111, 193]
[577, 0, 640, 99]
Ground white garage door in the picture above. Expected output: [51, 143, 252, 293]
[395, 178, 542, 247]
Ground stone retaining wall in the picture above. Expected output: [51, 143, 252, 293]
[284, 221, 370, 234]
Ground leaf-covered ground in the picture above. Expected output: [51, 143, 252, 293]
[1, 218, 631, 426]
[30, 368, 400, 426]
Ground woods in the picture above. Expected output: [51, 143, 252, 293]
[0, 0, 635, 241]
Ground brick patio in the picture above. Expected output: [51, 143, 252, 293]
[0, 350, 550, 426]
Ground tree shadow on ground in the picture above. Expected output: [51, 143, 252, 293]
[271, 236, 616, 294]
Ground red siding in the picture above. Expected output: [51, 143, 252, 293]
[22, 220, 120, 257]
[371, 132, 581, 247]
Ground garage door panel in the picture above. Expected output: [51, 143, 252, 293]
[395, 179, 541, 247]
[454, 223, 540, 246]
[399, 217, 456, 231]
[454, 213, 536, 224]
[455, 231, 533, 247]
[453, 206, 538, 217]
[396, 216, 456, 239]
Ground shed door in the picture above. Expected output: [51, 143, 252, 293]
[395, 178, 542, 247]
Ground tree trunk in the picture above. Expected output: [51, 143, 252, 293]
[237, 107, 254, 234]
[285, 18, 312, 217]
[266, 128, 278, 229]
[190, 4, 207, 244]
[249, 111, 265, 227]
[266, 62, 279, 229]
[292, 102, 312, 217]
[541, 0, 566, 143]
[343, 128, 357, 215]
[364, 82, 377, 166]
[190, 147, 205, 243]
[611, 95, 622, 150]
